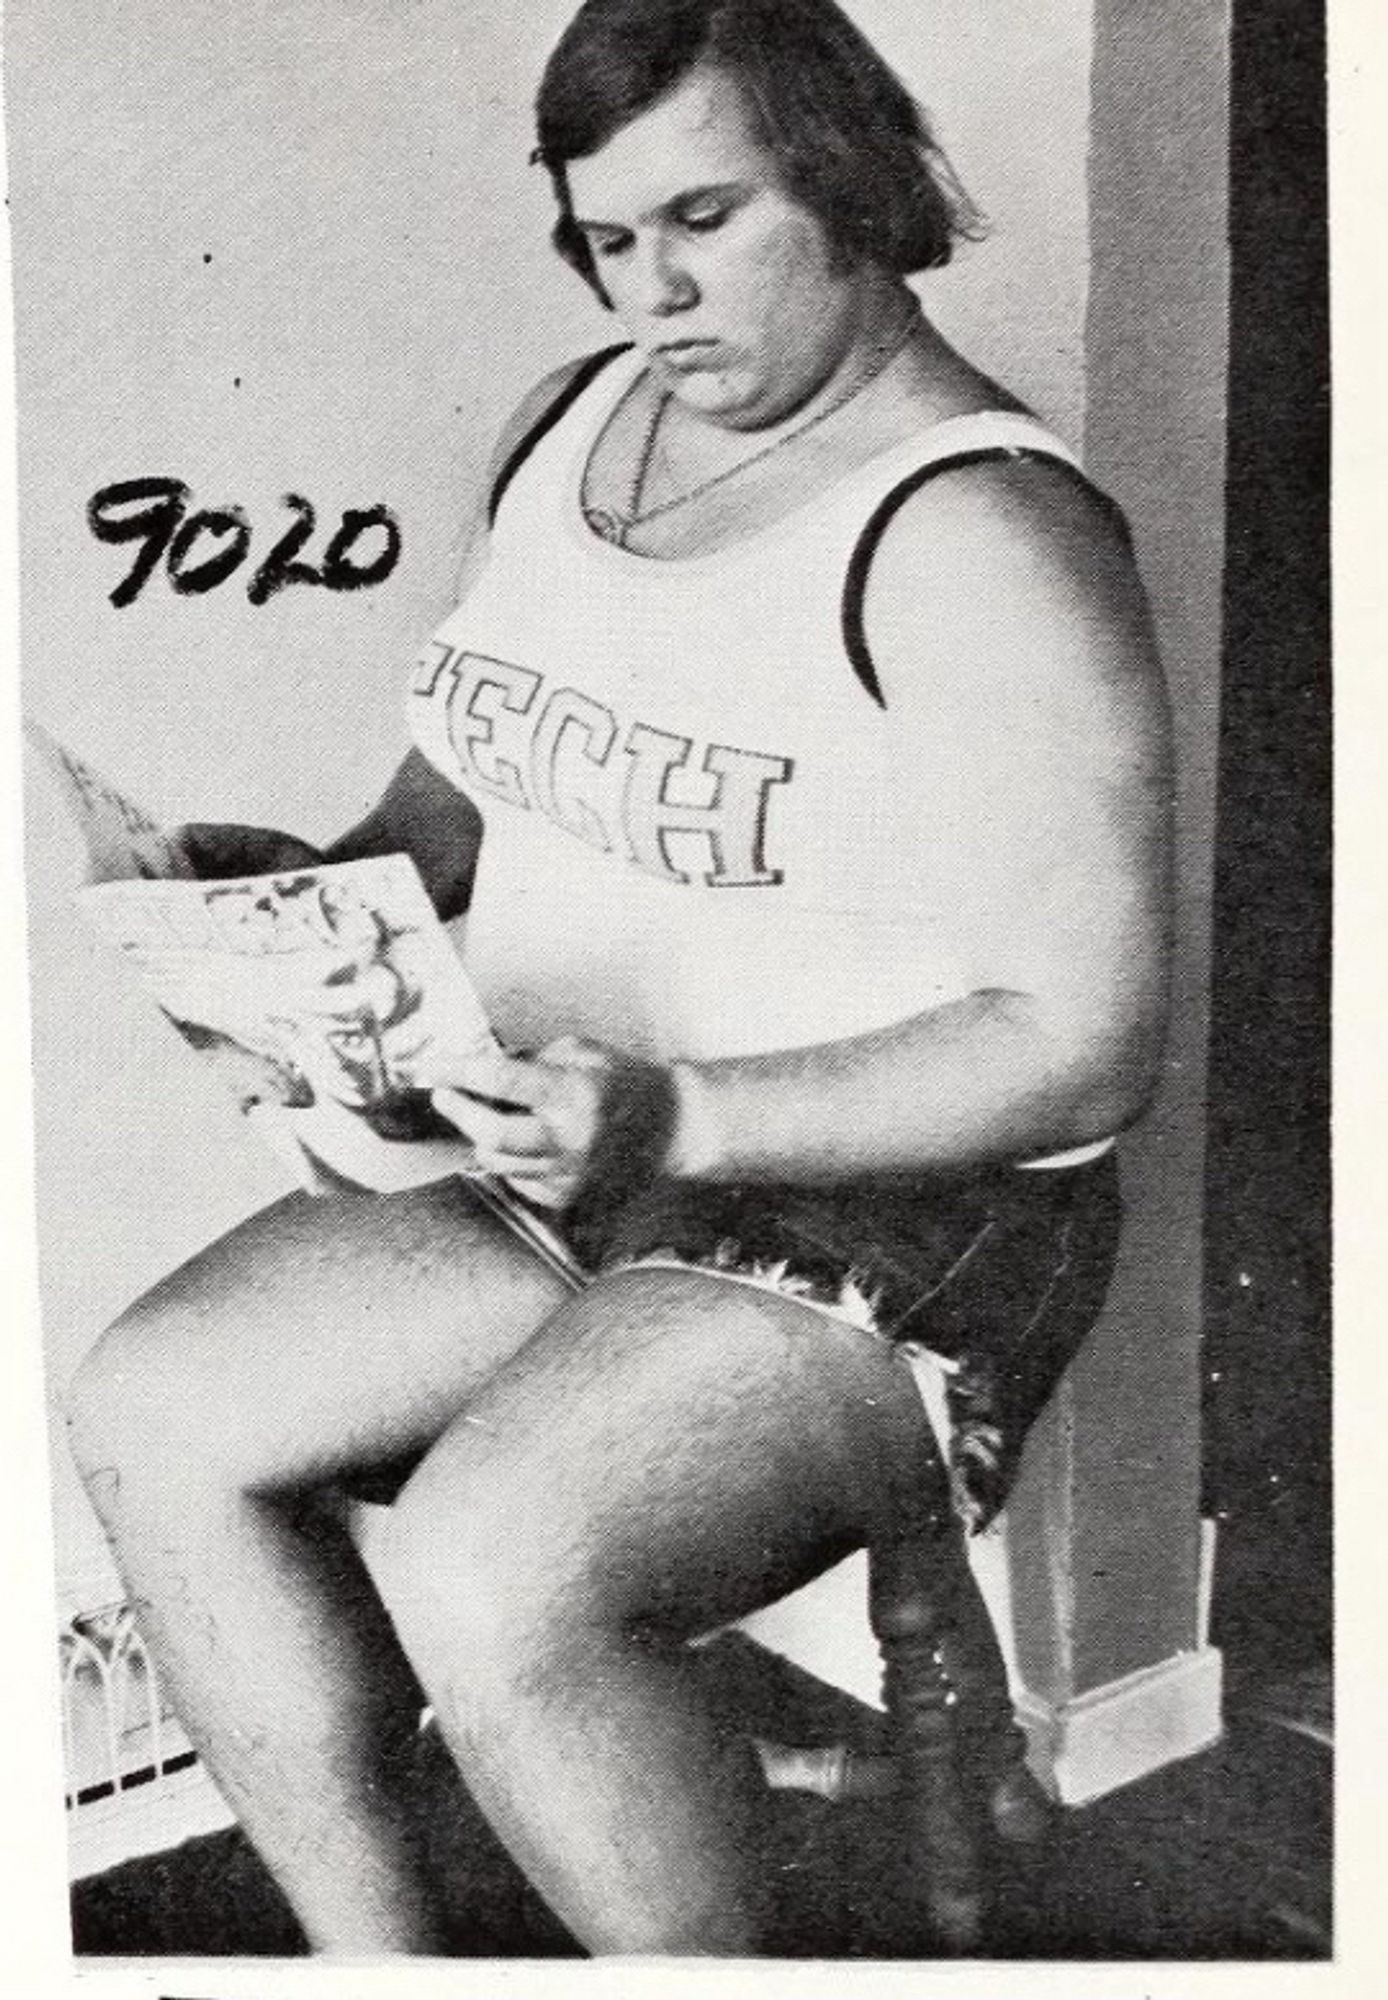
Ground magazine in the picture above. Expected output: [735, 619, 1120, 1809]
[27, 721, 584, 1286]
[26, 718, 199, 885]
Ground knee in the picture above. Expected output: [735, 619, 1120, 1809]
[375, 1453, 607, 1704]
[65, 1300, 228, 1520]
[65, 1314, 148, 1498]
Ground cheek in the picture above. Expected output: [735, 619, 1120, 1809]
[729, 212, 839, 318]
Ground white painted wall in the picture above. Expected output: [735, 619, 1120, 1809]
[9, 1, 1097, 1597]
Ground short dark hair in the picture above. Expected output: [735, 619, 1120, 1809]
[534, 0, 981, 303]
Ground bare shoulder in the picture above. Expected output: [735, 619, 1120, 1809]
[862, 451, 1170, 763]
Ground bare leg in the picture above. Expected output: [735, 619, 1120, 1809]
[65, 1179, 565, 1954]
[378, 1266, 939, 1956]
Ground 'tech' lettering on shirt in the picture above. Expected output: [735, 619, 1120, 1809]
[412, 640, 794, 891]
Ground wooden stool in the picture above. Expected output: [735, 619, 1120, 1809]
[866, 1519, 1050, 1951]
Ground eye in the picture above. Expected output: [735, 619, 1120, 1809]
[680, 202, 729, 234]
[327, 1027, 372, 1054]
[586, 229, 633, 262]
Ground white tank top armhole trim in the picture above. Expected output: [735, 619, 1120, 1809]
[1016, 1136, 1117, 1172]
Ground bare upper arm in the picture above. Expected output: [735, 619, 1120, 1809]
[860, 457, 1175, 1087]
[344, 359, 607, 908]
[324, 748, 482, 919]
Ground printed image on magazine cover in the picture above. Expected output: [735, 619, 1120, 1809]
[145, 874, 462, 1144]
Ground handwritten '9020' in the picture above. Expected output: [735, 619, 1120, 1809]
[87, 479, 402, 608]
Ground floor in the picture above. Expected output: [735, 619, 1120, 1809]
[70, 1640, 1331, 1961]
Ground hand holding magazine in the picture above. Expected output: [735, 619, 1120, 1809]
[27, 720, 582, 1281]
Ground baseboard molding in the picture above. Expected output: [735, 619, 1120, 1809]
[68, 1759, 235, 1883]
[1015, 1645, 1224, 1806]
[733, 1556, 1225, 1811]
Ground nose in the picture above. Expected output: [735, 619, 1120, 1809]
[635, 231, 698, 318]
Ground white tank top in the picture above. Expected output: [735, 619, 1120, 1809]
[408, 349, 1112, 1168]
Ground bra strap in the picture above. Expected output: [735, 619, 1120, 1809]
[487, 343, 634, 528]
[841, 447, 1133, 708]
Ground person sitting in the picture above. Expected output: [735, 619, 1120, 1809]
[66, 0, 1172, 1957]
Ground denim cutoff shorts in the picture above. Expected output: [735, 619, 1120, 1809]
[581, 1151, 1123, 1533]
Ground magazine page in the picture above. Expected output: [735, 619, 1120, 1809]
[36, 733, 589, 1274]
[77, 854, 494, 1194]
[24, 717, 195, 884]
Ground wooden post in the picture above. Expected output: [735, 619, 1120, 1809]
[1000, 0, 1233, 1787]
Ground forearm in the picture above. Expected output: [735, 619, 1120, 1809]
[667, 989, 1157, 1184]
[323, 750, 482, 922]
[422, 986, 1160, 1215]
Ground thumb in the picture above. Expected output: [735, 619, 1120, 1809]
[537, 1035, 610, 1073]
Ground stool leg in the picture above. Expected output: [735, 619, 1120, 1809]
[934, 1547, 1033, 1789]
[869, 1517, 1036, 1953]
[869, 1528, 982, 1953]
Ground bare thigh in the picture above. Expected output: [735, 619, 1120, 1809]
[384, 1265, 934, 1648]
[68, 1179, 569, 1495]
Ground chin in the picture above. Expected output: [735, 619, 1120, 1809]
[669, 370, 773, 429]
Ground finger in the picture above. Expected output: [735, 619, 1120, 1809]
[536, 1034, 609, 1072]
[430, 1088, 552, 1156]
[180, 823, 326, 877]
[494, 1171, 571, 1210]
[435, 1046, 552, 1108]
[481, 1150, 567, 1183]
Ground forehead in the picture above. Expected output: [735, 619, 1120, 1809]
[566, 66, 776, 222]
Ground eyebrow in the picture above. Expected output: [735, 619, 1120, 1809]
[571, 180, 750, 234]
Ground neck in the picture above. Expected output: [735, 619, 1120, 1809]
[587, 284, 924, 547]
[725, 282, 922, 439]
[820, 280, 922, 402]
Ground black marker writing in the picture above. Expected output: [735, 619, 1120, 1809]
[87, 478, 401, 607]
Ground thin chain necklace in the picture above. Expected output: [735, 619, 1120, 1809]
[583, 305, 921, 550]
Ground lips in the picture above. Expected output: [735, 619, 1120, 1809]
[654, 338, 722, 361]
